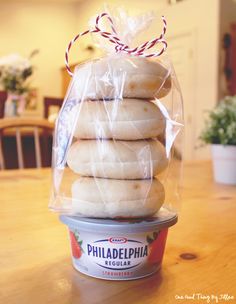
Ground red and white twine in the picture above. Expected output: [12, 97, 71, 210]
[65, 13, 167, 76]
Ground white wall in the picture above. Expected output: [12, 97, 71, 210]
[1, 0, 234, 159]
[0, 2, 78, 114]
[163, 0, 220, 159]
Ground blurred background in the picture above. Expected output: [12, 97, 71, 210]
[0, 0, 236, 169]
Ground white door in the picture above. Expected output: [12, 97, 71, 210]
[167, 31, 197, 160]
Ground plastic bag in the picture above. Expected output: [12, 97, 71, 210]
[49, 9, 184, 218]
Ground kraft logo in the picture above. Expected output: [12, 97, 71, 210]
[109, 237, 128, 244]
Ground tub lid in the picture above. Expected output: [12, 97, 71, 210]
[59, 208, 178, 233]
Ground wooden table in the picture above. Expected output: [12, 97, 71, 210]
[1, 161, 236, 304]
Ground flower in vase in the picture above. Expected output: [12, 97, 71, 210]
[0, 53, 33, 95]
[0, 51, 38, 116]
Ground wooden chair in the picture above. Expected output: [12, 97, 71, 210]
[43, 97, 63, 119]
[0, 118, 54, 170]
[0, 91, 7, 118]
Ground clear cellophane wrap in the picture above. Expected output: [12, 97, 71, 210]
[49, 10, 184, 218]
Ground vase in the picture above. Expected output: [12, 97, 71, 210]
[211, 144, 236, 185]
[4, 93, 26, 117]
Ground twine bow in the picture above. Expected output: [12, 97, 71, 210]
[65, 13, 167, 77]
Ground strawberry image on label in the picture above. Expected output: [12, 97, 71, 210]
[69, 230, 83, 259]
[147, 229, 168, 264]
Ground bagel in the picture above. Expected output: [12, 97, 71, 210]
[71, 177, 165, 218]
[67, 139, 168, 179]
[72, 99, 165, 140]
[73, 56, 171, 99]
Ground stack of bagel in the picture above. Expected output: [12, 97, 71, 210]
[67, 56, 171, 218]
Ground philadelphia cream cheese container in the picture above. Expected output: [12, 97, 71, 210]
[60, 208, 177, 280]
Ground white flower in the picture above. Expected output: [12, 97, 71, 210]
[0, 53, 34, 94]
[0, 54, 31, 71]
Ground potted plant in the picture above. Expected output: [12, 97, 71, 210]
[0, 51, 38, 117]
[200, 96, 236, 185]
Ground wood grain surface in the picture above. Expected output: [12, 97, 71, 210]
[0, 161, 236, 304]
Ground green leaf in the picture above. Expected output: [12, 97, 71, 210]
[153, 231, 160, 240]
[146, 235, 154, 244]
[200, 96, 236, 145]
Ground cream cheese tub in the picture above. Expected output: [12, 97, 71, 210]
[60, 208, 177, 280]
